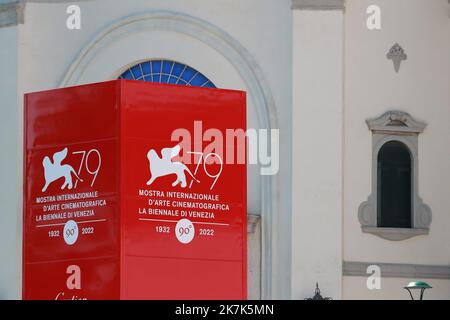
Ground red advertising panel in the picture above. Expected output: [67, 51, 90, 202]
[121, 81, 247, 299]
[23, 80, 247, 300]
[23, 82, 120, 300]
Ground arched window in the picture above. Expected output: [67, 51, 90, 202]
[377, 141, 412, 228]
[359, 111, 432, 241]
[118, 59, 216, 88]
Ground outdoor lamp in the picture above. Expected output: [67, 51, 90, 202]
[404, 281, 432, 300]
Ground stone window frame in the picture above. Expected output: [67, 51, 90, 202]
[358, 111, 432, 241]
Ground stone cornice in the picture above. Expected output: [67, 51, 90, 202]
[0, 1, 24, 28]
[0, 0, 93, 27]
[344, 261, 450, 280]
[366, 111, 427, 134]
[291, 0, 345, 11]
[24, 0, 93, 3]
[247, 214, 261, 234]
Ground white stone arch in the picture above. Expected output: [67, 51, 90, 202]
[59, 11, 280, 299]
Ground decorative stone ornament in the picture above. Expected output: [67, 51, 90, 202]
[387, 43, 407, 73]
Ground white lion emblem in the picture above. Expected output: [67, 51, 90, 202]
[146, 145, 199, 188]
[41, 148, 83, 192]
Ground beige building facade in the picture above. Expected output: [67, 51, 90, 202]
[0, 0, 449, 300]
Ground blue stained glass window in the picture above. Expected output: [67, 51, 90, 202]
[119, 59, 216, 88]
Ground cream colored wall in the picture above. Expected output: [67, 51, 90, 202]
[343, 0, 450, 293]
[292, 8, 344, 300]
